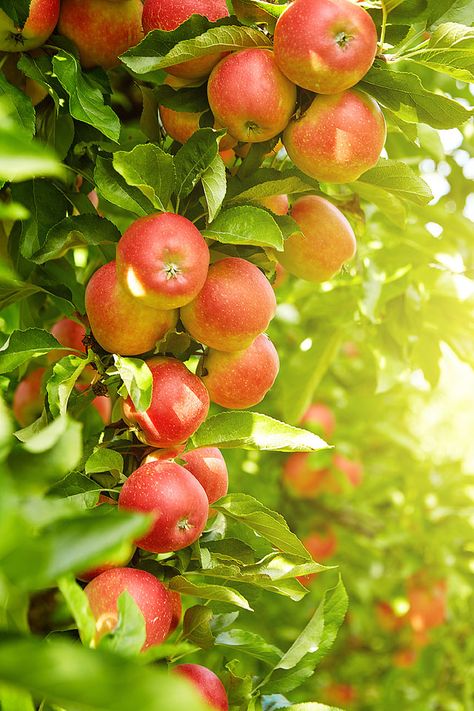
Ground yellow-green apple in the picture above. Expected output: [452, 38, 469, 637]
[85, 261, 178, 355]
[207, 49, 297, 143]
[84, 568, 172, 649]
[12, 368, 45, 427]
[283, 89, 386, 183]
[279, 195, 357, 281]
[302, 402, 335, 440]
[181, 447, 228, 504]
[118, 460, 209, 552]
[274, 0, 378, 94]
[173, 665, 228, 711]
[258, 194, 289, 215]
[58, 0, 143, 69]
[142, 0, 229, 80]
[181, 257, 276, 351]
[201, 333, 279, 409]
[116, 213, 209, 310]
[121, 357, 210, 448]
[0, 0, 59, 52]
[297, 528, 338, 585]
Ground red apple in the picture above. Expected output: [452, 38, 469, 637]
[181, 447, 229, 504]
[48, 317, 86, 362]
[333, 453, 363, 486]
[58, 0, 143, 69]
[180, 257, 276, 352]
[0, 0, 59, 52]
[84, 568, 172, 650]
[283, 89, 386, 183]
[12, 368, 45, 427]
[274, 0, 378, 94]
[92, 395, 112, 425]
[85, 261, 178, 355]
[167, 589, 182, 635]
[298, 528, 337, 586]
[208, 49, 296, 143]
[173, 664, 228, 711]
[116, 213, 210, 310]
[121, 358, 209, 448]
[278, 196, 357, 282]
[258, 194, 289, 216]
[142, 0, 229, 80]
[282, 453, 336, 498]
[407, 579, 447, 632]
[272, 262, 287, 290]
[142, 445, 186, 465]
[301, 402, 335, 440]
[118, 460, 209, 553]
[201, 333, 279, 409]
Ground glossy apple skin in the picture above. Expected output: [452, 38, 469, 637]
[201, 334, 279, 409]
[297, 529, 337, 586]
[181, 447, 229, 504]
[142, 0, 229, 80]
[274, 0, 378, 94]
[279, 196, 356, 282]
[12, 368, 45, 427]
[48, 317, 86, 364]
[167, 589, 182, 635]
[208, 49, 296, 143]
[283, 89, 386, 183]
[58, 0, 143, 69]
[85, 261, 178, 356]
[118, 460, 209, 553]
[116, 213, 209, 311]
[258, 194, 289, 216]
[84, 568, 172, 650]
[302, 403, 335, 440]
[181, 257, 276, 352]
[173, 664, 228, 711]
[122, 358, 210, 448]
[0, 0, 59, 52]
[92, 395, 112, 424]
[159, 103, 237, 150]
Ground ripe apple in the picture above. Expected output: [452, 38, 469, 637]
[272, 262, 287, 290]
[85, 261, 178, 355]
[208, 49, 297, 143]
[282, 452, 336, 498]
[173, 664, 228, 711]
[181, 447, 229, 504]
[278, 196, 357, 282]
[12, 368, 45, 427]
[407, 579, 446, 632]
[84, 568, 172, 650]
[167, 589, 182, 635]
[118, 460, 209, 553]
[121, 357, 209, 448]
[142, 0, 229, 80]
[376, 601, 406, 632]
[1, 54, 49, 105]
[48, 317, 86, 362]
[142, 445, 186, 465]
[333, 453, 363, 486]
[92, 395, 112, 425]
[298, 528, 338, 586]
[273, 0, 378, 94]
[201, 333, 280, 409]
[0, 0, 59, 52]
[116, 213, 209, 311]
[301, 403, 335, 440]
[58, 0, 143, 69]
[180, 257, 276, 352]
[283, 89, 386, 183]
[258, 194, 289, 216]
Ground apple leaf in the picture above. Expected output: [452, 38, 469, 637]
[354, 158, 433, 206]
[113, 144, 176, 212]
[113, 356, 153, 413]
[31, 215, 121, 264]
[0, 73, 35, 137]
[94, 157, 154, 217]
[169, 575, 253, 611]
[204, 205, 285, 250]
[174, 128, 222, 201]
[0, 329, 62, 374]
[202, 153, 227, 222]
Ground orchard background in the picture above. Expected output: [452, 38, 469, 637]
[0, 0, 473, 710]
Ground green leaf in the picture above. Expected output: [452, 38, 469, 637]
[227, 168, 316, 203]
[214, 494, 311, 559]
[17, 53, 60, 108]
[47, 355, 92, 417]
[182, 605, 215, 649]
[215, 629, 283, 666]
[190, 411, 329, 452]
[31, 215, 121, 264]
[169, 575, 253, 610]
[121, 19, 270, 74]
[85, 448, 124, 479]
[57, 576, 96, 646]
[285, 705, 343, 711]
[0, 73, 36, 137]
[2, 509, 151, 590]
[9, 415, 83, 492]
[354, 158, 433, 206]
[0, 113, 64, 182]
[404, 23, 474, 83]
[0, 201, 29, 220]
[0, 633, 211, 711]
[99, 591, 147, 657]
[261, 579, 348, 694]
[0, 0, 30, 25]
[94, 157, 154, 217]
[0, 329, 61, 374]
[155, 83, 210, 113]
[174, 128, 221, 201]
[360, 64, 473, 130]
[204, 206, 284, 250]
[52, 50, 120, 142]
[235, 0, 288, 19]
[113, 144, 176, 211]
[113, 356, 153, 412]
[350, 180, 407, 228]
[202, 153, 227, 222]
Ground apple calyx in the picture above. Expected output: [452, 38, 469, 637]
[177, 516, 193, 531]
[334, 31, 354, 49]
